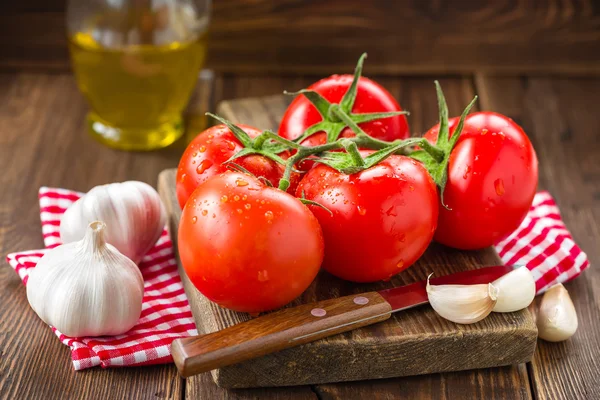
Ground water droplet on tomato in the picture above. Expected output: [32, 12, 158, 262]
[206, 140, 212, 144]
[463, 165, 471, 179]
[397, 259, 404, 269]
[258, 270, 269, 282]
[237, 208, 243, 214]
[261, 200, 265, 205]
[192, 151, 198, 157]
[212, 213, 216, 218]
[236, 178, 249, 187]
[242, 195, 247, 201]
[245, 203, 251, 210]
[481, 129, 488, 135]
[265, 210, 274, 222]
[234, 195, 240, 201]
[201, 210, 208, 216]
[199, 146, 206, 153]
[221, 195, 228, 202]
[357, 206, 367, 216]
[226, 140, 236, 150]
[208, 134, 214, 139]
[196, 159, 213, 174]
[398, 233, 406, 242]
[180, 173, 187, 183]
[409, 185, 415, 191]
[494, 178, 505, 196]
[191, 216, 197, 224]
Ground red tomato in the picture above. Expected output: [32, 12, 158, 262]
[279, 75, 410, 145]
[178, 172, 324, 312]
[176, 124, 297, 209]
[424, 112, 538, 250]
[297, 155, 438, 283]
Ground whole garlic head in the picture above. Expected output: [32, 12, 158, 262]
[27, 221, 144, 337]
[60, 181, 166, 264]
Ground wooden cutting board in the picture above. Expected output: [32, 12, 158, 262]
[157, 95, 537, 389]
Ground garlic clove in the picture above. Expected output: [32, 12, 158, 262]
[536, 283, 578, 342]
[60, 181, 166, 264]
[491, 266, 536, 312]
[426, 274, 499, 324]
[27, 221, 144, 337]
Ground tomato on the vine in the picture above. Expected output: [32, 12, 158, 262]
[280, 76, 409, 144]
[176, 124, 298, 209]
[278, 55, 409, 172]
[424, 112, 538, 250]
[178, 171, 324, 312]
[297, 154, 438, 283]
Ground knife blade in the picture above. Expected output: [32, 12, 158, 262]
[378, 264, 513, 312]
[171, 265, 514, 378]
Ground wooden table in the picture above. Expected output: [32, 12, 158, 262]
[0, 71, 598, 399]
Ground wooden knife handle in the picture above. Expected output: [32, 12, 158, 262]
[171, 291, 392, 377]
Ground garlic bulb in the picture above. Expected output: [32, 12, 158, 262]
[537, 283, 578, 342]
[27, 221, 144, 337]
[491, 266, 536, 312]
[60, 181, 166, 264]
[426, 275, 499, 324]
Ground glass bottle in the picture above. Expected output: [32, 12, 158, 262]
[67, 0, 211, 151]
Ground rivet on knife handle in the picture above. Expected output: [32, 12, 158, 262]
[171, 292, 392, 378]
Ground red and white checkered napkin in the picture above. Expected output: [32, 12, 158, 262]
[494, 191, 589, 294]
[6, 187, 197, 370]
[5, 188, 590, 371]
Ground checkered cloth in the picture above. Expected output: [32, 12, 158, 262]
[495, 191, 589, 293]
[6, 187, 197, 370]
[5, 188, 589, 370]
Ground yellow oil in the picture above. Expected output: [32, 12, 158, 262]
[69, 31, 208, 150]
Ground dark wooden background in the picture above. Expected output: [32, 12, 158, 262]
[1, 0, 600, 75]
[0, 1, 599, 399]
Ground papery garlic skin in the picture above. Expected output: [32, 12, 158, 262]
[60, 181, 166, 264]
[492, 266, 536, 312]
[27, 221, 144, 337]
[537, 283, 578, 342]
[427, 275, 499, 324]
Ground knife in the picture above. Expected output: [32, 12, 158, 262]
[171, 265, 513, 378]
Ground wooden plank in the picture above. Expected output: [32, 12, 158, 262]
[0, 72, 211, 399]
[474, 75, 600, 400]
[2, 0, 600, 75]
[315, 364, 532, 400]
[159, 76, 535, 397]
[160, 167, 536, 388]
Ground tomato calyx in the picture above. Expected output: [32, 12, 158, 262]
[298, 191, 333, 215]
[408, 81, 478, 209]
[284, 53, 408, 144]
[207, 112, 292, 166]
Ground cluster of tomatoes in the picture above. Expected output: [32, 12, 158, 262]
[176, 55, 538, 313]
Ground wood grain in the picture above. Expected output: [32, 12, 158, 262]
[2, 0, 600, 75]
[161, 166, 537, 390]
[158, 81, 537, 389]
[172, 292, 392, 377]
[0, 72, 212, 400]
[475, 75, 600, 400]
[2, 70, 596, 398]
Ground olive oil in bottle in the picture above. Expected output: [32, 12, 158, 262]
[69, 27, 208, 150]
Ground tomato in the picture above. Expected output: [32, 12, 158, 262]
[424, 112, 538, 250]
[279, 75, 410, 147]
[297, 155, 438, 283]
[176, 124, 297, 209]
[178, 171, 324, 312]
